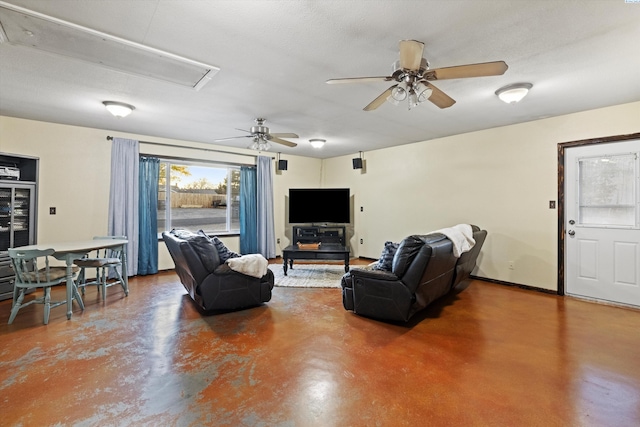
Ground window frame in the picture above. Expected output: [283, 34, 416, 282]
[157, 157, 242, 237]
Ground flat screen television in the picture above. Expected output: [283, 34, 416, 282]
[288, 188, 350, 224]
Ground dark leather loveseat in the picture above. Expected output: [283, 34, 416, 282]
[341, 225, 487, 322]
[162, 231, 274, 311]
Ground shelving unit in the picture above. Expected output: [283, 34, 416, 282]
[292, 225, 346, 246]
[0, 153, 38, 301]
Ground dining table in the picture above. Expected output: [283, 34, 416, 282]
[15, 238, 128, 320]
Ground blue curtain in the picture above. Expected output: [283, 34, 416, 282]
[108, 138, 139, 276]
[138, 156, 160, 275]
[240, 166, 257, 254]
[257, 156, 276, 258]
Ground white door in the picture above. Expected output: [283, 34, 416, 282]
[565, 139, 640, 307]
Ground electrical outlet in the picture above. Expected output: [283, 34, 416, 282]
[277, 238, 280, 244]
[49, 207, 56, 215]
[360, 238, 363, 244]
[360, 206, 363, 212]
[508, 261, 514, 270]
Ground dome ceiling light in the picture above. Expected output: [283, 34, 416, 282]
[495, 83, 533, 103]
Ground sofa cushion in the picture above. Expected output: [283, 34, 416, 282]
[170, 229, 220, 273]
[373, 241, 399, 271]
[391, 236, 425, 278]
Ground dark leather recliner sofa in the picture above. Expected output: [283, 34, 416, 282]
[341, 225, 487, 322]
[162, 231, 274, 311]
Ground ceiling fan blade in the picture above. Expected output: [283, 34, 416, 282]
[363, 85, 396, 111]
[270, 137, 298, 147]
[270, 133, 299, 138]
[399, 40, 424, 71]
[430, 61, 508, 80]
[234, 128, 252, 133]
[213, 135, 253, 142]
[326, 76, 392, 84]
[426, 83, 456, 109]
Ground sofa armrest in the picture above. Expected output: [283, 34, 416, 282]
[213, 263, 235, 275]
[350, 273, 414, 322]
[348, 268, 399, 282]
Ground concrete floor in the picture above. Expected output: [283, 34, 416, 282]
[1, 267, 639, 426]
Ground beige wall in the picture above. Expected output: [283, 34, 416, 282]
[2, 100, 638, 290]
[0, 117, 321, 270]
[322, 101, 640, 290]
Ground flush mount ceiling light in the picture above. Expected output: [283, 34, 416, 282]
[495, 83, 533, 104]
[103, 101, 135, 118]
[309, 139, 326, 149]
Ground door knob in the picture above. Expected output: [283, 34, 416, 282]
[568, 230, 575, 236]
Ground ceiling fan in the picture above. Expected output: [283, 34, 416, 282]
[214, 118, 298, 150]
[326, 40, 508, 111]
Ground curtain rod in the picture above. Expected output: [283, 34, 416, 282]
[106, 136, 274, 159]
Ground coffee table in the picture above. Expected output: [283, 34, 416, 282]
[282, 243, 350, 276]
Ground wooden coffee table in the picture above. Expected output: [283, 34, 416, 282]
[282, 243, 350, 276]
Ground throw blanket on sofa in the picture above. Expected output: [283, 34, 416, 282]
[434, 223, 476, 258]
[226, 254, 269, 278]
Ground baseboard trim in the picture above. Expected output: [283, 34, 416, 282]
[470, 275, 558, 295]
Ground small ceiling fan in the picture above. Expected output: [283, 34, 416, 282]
[326, 40, 508, 111]
[214, 118, 298, 150]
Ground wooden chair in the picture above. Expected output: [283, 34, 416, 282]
[74, 236, 128, 300]
[8, 248, 81, 325]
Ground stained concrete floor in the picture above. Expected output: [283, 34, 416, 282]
[1, 269, 639, 426]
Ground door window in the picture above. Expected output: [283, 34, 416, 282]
[578, 153, 637, 227]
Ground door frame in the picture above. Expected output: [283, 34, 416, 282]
[557, 132, 640, 295]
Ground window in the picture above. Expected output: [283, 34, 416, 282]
[157, 160, 241, 234]
[578, 154, 637, 227]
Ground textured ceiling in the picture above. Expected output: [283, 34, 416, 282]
[0, 0, 639, 159]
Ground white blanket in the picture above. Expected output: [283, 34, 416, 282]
[226, 254, 268, 278]
[434, 224, 475, 258]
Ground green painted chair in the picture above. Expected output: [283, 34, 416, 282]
[74, 236, 128, 300]
[8, 248, 81, 325]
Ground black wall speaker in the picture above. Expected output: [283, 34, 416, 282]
[278, 159, 288, 170]
[352, 158, 363, 169]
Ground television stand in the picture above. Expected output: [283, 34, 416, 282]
[282, 226, 350, 275]
[292, 225, 346, 245]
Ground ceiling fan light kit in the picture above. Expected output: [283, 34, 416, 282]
[391, 82, 408, 102]
[408, 90, 420, 110]
[249, 137, 271, 151]
[496, 83, 532, 103]
[387, 80, 432, 110]
[103, 101, 135, 118]
[414, 82, 432, 103]
[214, 118, 298, 150]
[327, 39, 508, 111]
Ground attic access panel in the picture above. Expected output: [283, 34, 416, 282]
[0, 3, 219, 90]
